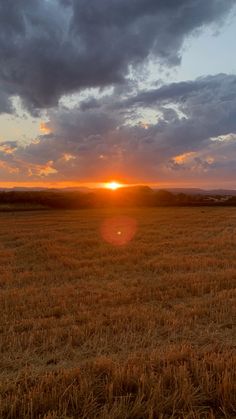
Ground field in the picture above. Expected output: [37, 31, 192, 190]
[0, 207, 236, 418]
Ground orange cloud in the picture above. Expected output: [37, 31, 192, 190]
[61, 153, 76, 162]
[28, 160, 58, 177]
[40, 122, 52, 135]
[0, 160, 19, 174]
[0, 144, 17, 154]
[139, 122, 149, 130]
[173, 151, 197, 164]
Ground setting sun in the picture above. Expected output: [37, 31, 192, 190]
[105, 181, 123, 190]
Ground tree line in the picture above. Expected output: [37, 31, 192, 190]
[0, 187, 236, 210]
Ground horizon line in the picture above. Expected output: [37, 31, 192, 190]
[0, 182, 236, 191]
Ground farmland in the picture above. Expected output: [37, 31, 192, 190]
[0, 207, 236, 418]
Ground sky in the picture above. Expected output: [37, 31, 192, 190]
[0, 0, 236, 189]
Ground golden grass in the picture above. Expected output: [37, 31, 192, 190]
[0, 207, 236, 418]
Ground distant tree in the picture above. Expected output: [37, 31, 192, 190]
[154, 190, 176, 206]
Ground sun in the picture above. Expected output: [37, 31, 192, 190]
[105, 181, 122, 190]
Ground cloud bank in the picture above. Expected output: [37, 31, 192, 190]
[0, 1, 236, 187]
[0, 0, 234, 112]
[1, 73, 236, 186]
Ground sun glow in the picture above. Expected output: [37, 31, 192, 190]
[105, 181, 123, 190]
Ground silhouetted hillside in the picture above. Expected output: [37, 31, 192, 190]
[1, 187, 236, 210]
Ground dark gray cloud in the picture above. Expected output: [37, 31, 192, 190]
[125, 74, 236, 107]
[80, 97, 100, 112]
[119, 73, 236, 153]
[0, 90, 13, 114]
[0, 0, 234, 113]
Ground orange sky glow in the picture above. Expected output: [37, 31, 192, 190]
[1, 179, 236, 190]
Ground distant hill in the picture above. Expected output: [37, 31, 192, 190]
[156, 188, 236, 196]
[1, 185, 236, 195]
[0, 186, 91, 192]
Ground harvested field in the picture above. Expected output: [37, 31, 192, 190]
[0, 207, 236, 418]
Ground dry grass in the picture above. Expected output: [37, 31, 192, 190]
[0, 207, 236, 418]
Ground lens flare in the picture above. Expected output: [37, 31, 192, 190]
[101, 216, 137, 246]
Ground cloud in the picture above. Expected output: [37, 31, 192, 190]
[39, 122, 52, 135]
[0, 141, 18, 155]
[0, 0, 234, 112]
[125, 73, 236, 108]
[0, 152, 58, 181]
[1, 73, 236, 186]
[124, 73, 236, 152]
[0, 90, 14, 114]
